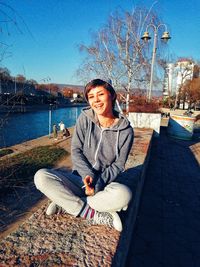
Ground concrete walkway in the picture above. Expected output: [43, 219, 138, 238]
[126, 127, 200, 267]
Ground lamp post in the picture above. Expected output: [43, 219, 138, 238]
[49, 103, 53, 138]
[0, 77, 2, 103]
[141, 24, 171, 102]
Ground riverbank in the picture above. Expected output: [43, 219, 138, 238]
[0, 129, 73, 161]
[0, 102, 88, 114]
[0, 106, 83, 149]
[1, 103, 199, 115]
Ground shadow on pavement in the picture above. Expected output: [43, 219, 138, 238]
[126, 127, 200, 267]
[0, 166, 72, 237]
[0, 182, 44, 236]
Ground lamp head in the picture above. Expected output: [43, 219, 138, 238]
[161, 31, 171, 42]
[141, 31, 151, 42]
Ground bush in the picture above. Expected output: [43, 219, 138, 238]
[128, 96, 161, 113]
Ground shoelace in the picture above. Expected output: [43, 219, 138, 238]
[57, 206, 67, 214]
[92, 211, 114, 227]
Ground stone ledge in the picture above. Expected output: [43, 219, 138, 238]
[190, 142, 200, 165]
[112, 128, 153, 267]
[0, 128, 153, 267]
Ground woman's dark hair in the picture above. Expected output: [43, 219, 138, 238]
[84, 79, 117, 108]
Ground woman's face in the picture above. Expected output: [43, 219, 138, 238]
[87, 86, 113, 116]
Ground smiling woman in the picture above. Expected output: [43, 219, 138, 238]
[34, 79, 134, 232]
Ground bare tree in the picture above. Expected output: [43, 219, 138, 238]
[77, 6, 167, 112]
[174, 58, 196, 109]
[0, 2, 35, 150]
[0, 2, 21, 62]
[181, 77, 200, 109]
[0, 2, 34, 63]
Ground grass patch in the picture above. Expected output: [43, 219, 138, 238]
[0, 145, 68, 194]
[0, 148, 14, 158]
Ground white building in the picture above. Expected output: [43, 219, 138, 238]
[163, 59, 196, 97]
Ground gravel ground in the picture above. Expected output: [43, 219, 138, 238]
[0, 201, 120, 267]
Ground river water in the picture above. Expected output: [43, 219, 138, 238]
[0, 106, 84, 149]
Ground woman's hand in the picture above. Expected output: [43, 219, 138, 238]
[83, 175, 95, 196]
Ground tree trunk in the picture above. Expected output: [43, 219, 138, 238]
[126, 90, 130, 114]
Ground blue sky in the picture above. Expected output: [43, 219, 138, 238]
[1, 0, 200, 85]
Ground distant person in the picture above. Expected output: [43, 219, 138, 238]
[59, 121, 65, 138]
[53, 124, 58, 140]
[63, 127, 70, 138]
[34, 79, 134, 232]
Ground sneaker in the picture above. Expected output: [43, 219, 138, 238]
[117, 205, 128, 212]
[46, 202, 57, 215]
[90, 211, 122, 232]
[122, 205, 128, 211]
[46, 202, 66, 215]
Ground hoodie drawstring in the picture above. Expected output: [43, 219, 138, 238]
[115, 130, 119, 160]
[94, 129, 103, 162]
[87, 122, 92, 147]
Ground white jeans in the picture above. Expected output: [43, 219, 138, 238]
[34, 168, 132, 217]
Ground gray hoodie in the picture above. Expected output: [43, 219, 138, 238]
[71, 107, 134, 192]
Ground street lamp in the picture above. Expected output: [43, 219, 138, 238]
[141, 24, 171, 102]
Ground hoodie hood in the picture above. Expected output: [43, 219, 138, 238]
[81, 106, 131, 131]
